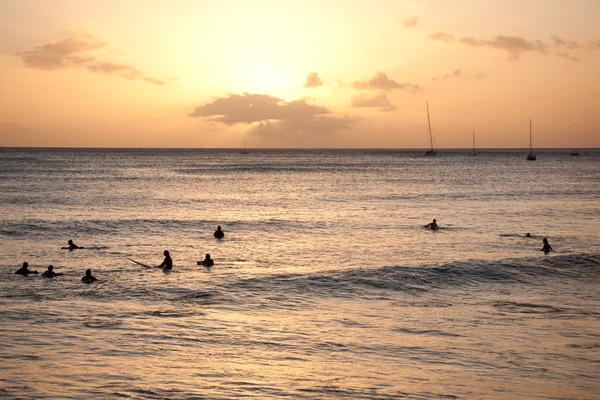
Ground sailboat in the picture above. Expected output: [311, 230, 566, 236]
[470, 129, 477, 156]
[569, 150, 580, 156]
[240, 140, 249, 154]
[424, 101, 437, 156]
[526, 119, 536, 161]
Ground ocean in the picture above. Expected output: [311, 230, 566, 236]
[1, 148, 599, 399]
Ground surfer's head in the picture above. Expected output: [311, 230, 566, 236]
[48, 265, 53, 271]
[164, 250, 170, 256]
[542, 238, 548, 243]
[23, 262, 28, 268]
[205, 254, 211, 259]
[433, 219, 436, 222]
[85, 269, 92, 276]
[68, 239, 73, 245]
[526, 233, 531, 237]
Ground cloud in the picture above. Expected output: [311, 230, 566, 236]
[16, 31, 165, 85]
[432, 69, 484, 81]
[189, 93, 359, 142]
[557, 53, 579, 61]
[189, 93, 331, 124]
[429, 32, 455, 43]
[552, 35, 600, 51]
[351, 72, 420, 92]
[350, 92, 395, 110]
[303, 72, 323, 88]
[401, 17, 418, 28]
[459, 35, 547, 61]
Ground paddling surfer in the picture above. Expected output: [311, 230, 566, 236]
[214, 226, 224, 239]
[158, 250, 173, 269]
[81, 269, 97, 284]
[64, 239, 83, 250]
[424, 219, 439, 230]
[201, 254, 214, 267]
[15, 262, 38, 275]
[41, 265, 63, 278]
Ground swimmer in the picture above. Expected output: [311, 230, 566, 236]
[541, 238, 553, 254]
[81, 269, 97, 284]
[15, 262, 38, 275]
[157, 250, 173, 269]
[41, 265, 63, 278]
[424, 219, 439, 230]
[201, 254, 214, 267]
[214, 226, 224, 239]
[526, 233, 531, 237]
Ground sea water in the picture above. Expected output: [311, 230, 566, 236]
[0, 148, 599, 399]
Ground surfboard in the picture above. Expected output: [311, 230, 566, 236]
[126, 257, 153, 268]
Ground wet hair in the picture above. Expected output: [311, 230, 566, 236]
[542, 238, 548, 243]
[205, 254, 211, 258]
[526, 233, 531, 237]
[23, 262, 29, 267]
[85, 269, 92, 275]
[433, 219, 436, 222]
[217, 226, 221, 230]
[48, 265, 53, 271]
[68, 240, 73, 244]
[164, 250, 170, 256]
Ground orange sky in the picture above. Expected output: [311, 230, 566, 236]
[1, 0, 599, 148]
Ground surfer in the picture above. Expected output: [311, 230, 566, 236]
[526, 233, 531, 237]
[157, 250, 173, 269]
[201, 254, 214, 267]
[424, 219, 439, 230]
[64, 239, 83, 250]
[214, 226, 224, 239]
[541, 238, 553, 254]
[81, 269, 97, 284]
[15, 262, 38, 275]
[41, 265, 63, 278]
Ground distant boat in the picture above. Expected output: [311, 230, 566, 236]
[240, 140, 249, 154]
[424, 101, 437, 156]
[470, 129, 477, 156]
[526, 119, 536, 161]
[570, 150, 580, 156]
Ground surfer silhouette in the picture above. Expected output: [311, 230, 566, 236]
[158, 250, 173, 269]
[201, 254, 214, 267]
[526, 233, 531, 237]
[81, 269, 97, 284]
[15, 262, 38, 275]
[424, 219, 439, 230]
[541, 238, 553, 254]
[64, 239, 83, 250]
[41, 265, 63, 278]
[214, 226, 224, 239]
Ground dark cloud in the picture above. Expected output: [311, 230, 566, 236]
[350, 92, 395, 111]
[189, 93, 330, 124]
[460, 35, 547, 61]
[432, 69, 484, 81]
[557, 53, 579, 61]
[430, 31, 600, 61]
[352, 72, 420, 92]
[16, 31, 165, 85]
[190, 93, 359, 142]
[303, 72, 323, 88]
[402, 17, 418, 28]
[429, 32, 455, 43]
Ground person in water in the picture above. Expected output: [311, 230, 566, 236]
[201, 254, 214, 267]
[15, 262, 38, 275]
[41, 265, 63, 278]
[541, 238, 553, 254]
[526, 233, 531, 237]
[214, 226, 224, 239]
[65, 239, 83, 250]
[157, 250, 173, 269]
[81, 269, 97, 284]
[424, 219, 439, 230]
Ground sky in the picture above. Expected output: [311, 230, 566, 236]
[1, 0, 599, 148]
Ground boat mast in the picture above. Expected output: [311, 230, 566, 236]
[426, 101, 434, 151]
[472, 129, 475, 152]
[529, 119, 532, 154]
